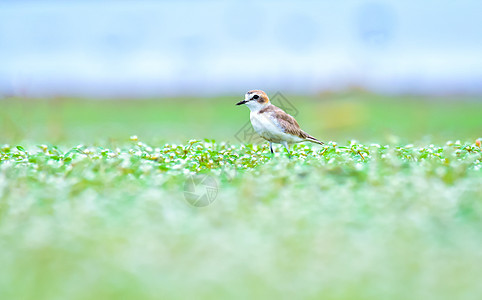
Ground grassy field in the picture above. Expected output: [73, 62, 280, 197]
[2, 93, 482, 144]
[1, 93, 482, 299]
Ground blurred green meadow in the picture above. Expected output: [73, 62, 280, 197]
[1, 93, 482, 300]
[2, 93, 482, 145]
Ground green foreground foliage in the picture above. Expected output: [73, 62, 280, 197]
[1, 139, 481, 299]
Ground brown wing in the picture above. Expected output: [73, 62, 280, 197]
[260, 105, 309, 139]
[259, 104, 324, 145]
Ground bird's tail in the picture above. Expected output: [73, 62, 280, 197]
[305, 135, 324, 145]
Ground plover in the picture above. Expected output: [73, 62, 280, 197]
[236, 90, 323, 157]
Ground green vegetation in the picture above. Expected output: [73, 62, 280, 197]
[0, 138, 481, 299]
[1, 93, 482, 144]
[0, 94, 481, 299]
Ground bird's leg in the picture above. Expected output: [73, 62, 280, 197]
[282, 141, 291, 159]
[269, 142, 274, 154]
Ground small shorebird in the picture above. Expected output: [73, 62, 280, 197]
[236, 90, 323, 157]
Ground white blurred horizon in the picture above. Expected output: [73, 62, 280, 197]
[1, 0, 482, 98]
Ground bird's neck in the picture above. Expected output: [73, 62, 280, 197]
[246, 102, 270, 113]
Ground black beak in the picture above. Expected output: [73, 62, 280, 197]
[236, 100, 247, 106]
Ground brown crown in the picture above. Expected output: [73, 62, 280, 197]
[247, 90, 269, 104]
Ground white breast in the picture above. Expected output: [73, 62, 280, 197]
[250, 112, 303, 144]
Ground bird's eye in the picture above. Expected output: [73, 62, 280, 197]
[252, 95, 259, 100]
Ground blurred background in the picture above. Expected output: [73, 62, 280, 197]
[1, 0, 481, 145]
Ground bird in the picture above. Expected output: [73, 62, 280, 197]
[236, 90, 323, 157]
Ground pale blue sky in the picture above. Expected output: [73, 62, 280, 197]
[1, 0, 481, 96]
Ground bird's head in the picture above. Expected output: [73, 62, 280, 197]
[236, 90, 270, 111]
